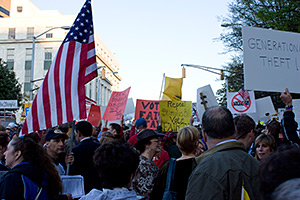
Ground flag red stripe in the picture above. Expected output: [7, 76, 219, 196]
[22, 119, 28, 136]
[42, 73, 52, 128]
[31, 98, 40, 131]
[54, 46, 64, 125]
[79, 43, 88, 119]
[65, 41, 76, 122]
[88, 42, 94, 51]
[86, 56, 96, 67]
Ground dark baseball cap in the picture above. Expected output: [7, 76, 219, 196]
[136, 129, 164, 145]
[45, 129, 68, 141]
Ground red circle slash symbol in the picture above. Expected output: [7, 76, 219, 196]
[231, 94, 251, 113]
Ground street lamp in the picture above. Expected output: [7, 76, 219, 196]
[30, 26, 70, 100]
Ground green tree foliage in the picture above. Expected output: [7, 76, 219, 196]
[0, 59, 22, 106]
[217, 0, 300, 109]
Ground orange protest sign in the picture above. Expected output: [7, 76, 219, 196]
[87, 104, 101, 127]
[102, 87, 131, 121]
[135, 99, 159, 130]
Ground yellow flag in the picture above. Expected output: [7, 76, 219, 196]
[241, 185, 250, 200]
[162, 76, 183, 101]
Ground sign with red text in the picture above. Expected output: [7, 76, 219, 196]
[227, 91, 256, 114]
[160, 101, 192, 132]
[243, 26, 300, 93]
[135, 99, 159, 130]
[102, 87, 131, 121]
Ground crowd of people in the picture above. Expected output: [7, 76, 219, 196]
[0, 88, 299, 200]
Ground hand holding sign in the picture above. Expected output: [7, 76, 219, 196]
[280, 88, 292, 106]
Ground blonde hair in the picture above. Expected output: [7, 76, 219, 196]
[177, 126, 200, 155]
[255, 133, 277, 160]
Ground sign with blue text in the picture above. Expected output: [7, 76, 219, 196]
[243, 26, 300, 93]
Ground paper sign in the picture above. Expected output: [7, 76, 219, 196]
[227, 91, 256, 114]
[293, 99, 300, 126]
[0, 100, 18, 109]
[243, 26, 300, 93]
[87, 104, 101, 127]
[248, 96, 276, 123]
[24, 102, 32, 117]
[160, 101, 192, 132]
[61, 175, 85, 198]
[135, 99, 159, 130]
[102, 87, 131, 121]
[192, 102, 201, 125]
[196, 85, 219, 122]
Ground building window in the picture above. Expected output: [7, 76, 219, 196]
[6, 49, 14, 70]
[24, 48, 32, 93]
[46, 33, 53, 38]
[44, 48, 52, 70]
[27, 27, 34, 39]
[25, 48, 32, 60]
[8, 28, 16, 39]
[17, 6, 23, 13]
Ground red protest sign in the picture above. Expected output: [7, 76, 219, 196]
[102, 87, 131, 121]
[135, 99, 159, 130]
[87, 104, 101, 127]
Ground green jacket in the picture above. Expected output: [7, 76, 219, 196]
[186, 141, 262, 200]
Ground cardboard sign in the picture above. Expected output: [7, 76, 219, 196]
[227, 91, 256, 114]
[196, 85, 219, 122]
[248, 96, 276, 123]
[243, 26, 300, 93]
[87, 104, 101, 127]
[160, 101, 192, 132]
[102, 87, 131, 121]
[135, 99, 159, 130]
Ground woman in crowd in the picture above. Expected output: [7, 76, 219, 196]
[255, 133, 277, 163]
[150, 126, 204, 200]
[0, 131, 9, 171]
[0, 136, 62, 200]
[132, 129, 164, 198]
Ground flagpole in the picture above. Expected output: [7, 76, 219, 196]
[159, 73, 165, 100]
[66, 120, 76, 175]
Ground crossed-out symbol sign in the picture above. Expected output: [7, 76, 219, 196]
[231, 93, 251, 113]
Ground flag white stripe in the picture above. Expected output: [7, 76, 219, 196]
[48, 55, 58, 127]
[87, 48, 95, 59]
[37, 84, 46, 130]
[26, 104, 33, 134]
[60, 43, 68, 123]
[85, 62, 97, 76]
[89, 35, 94, 43]
[71, 42, 81, 120]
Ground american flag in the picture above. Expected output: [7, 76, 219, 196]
[21, 0, 97, 135]
[238, 87, 249, 101]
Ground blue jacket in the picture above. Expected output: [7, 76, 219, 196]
[0, 162, 50, 200]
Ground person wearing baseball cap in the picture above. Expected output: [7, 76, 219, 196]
[132, 129, 164, 197]
[45, 129, 68, 175]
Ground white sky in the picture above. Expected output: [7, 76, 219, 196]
[31, 0, 234, 103]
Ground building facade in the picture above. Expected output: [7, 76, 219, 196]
[0, 0, 121, 106]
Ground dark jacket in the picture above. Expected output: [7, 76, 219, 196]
[282, 110, 300, 145]
[0, 162, 50, 200]
[70, 137, 101, 194]
[186, 141, 262, 200]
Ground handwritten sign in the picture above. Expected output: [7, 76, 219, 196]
[243, 26, 300, 93]
[159, 101, 192, 132]
[227, 91, 256, 114]
[0, 100, 18, 109]
[102, 87, 131, 121]
[135, 99, 159, 130]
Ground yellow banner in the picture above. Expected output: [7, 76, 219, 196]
[162, 76, 183, 101]
[159, 101, 191, 132]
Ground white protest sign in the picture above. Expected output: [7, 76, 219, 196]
[243, 26, 300, 93]
[192, 102, 201, 125]
[61, 175, 85, 198]
[292, 99, 300, 126]
[248, 96, 276, 123]
[227, 91, 256, 114]
[196, 85, 218, 122]
[0, 100, 18, 109]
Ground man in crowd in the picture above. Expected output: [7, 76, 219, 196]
[128, 118, 147, 146]
[45, 129, 68, 175]
[233, 114, 256, 151]
[69, 121, 101, 194]
[186, 106, 261, 199]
